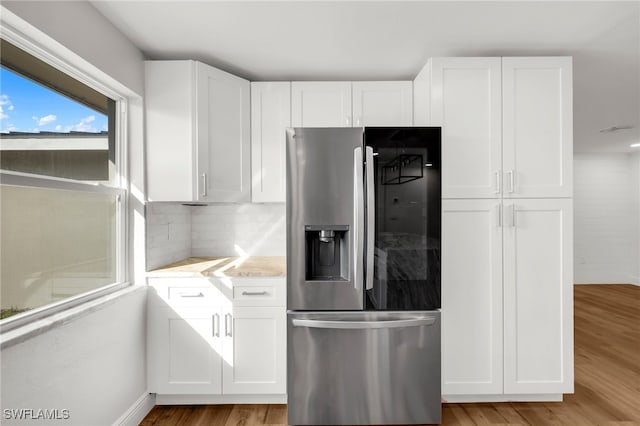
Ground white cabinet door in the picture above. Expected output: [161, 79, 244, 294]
[502, 57, 573, 198]
[145, 61, 196, 201]
[251, 82, 290, 202]
[442, 199, 504, 395]
[222, 306, 286, 394]
[503, 198, 573, 394]
[149, 306, 222, 395]
[145, 60, 251, 202]
[430, 58, 503, 199]
[196, 62, 251, 202]
[352, 81, 413, 126]
[291, 82, 352, 127]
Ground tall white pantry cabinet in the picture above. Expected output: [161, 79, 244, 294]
[415, 57, 574, 400]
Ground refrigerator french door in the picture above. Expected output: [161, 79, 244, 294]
[287, 127, 442, 426]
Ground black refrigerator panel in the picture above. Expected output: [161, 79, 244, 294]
[364, 127, 442, 311]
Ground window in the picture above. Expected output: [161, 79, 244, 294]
[0, 39, 127, 324]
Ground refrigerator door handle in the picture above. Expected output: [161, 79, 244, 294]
[365, 147, 375, 290]
[353, 147, 364, 291]
[292, 316, 436, 329]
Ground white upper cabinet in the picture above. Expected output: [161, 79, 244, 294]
[145, 61, 196, 202]
[352, 81, 413, 126]
[502, 57, 573, 198]
[291, 81, 413, 128]
[429, 58, 502, 198]
[145, 60, 250, 202]
[251, 82, 291, 203]
[291, 82, 352, 127]
[197, 62, 251, 203]
[416, 56, 572, 199]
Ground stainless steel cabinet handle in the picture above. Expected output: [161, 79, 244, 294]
[241, 291, 268, 296]
[494, 170, 501, 194]
[213, 313, 220, 337]
[507, 170, 515, 193]
[497, 204, 502, 227]
[201, 172, 208, 197]
[292, 317, 436, 330]
[353, 147, 364, 291]
[225, 313, 232, 337]
[505, 204, 516, 227]
[365, 146, 375, 291]
[178, 292, 204, 298]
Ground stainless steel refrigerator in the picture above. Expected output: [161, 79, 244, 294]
[286, 127, 442, 425]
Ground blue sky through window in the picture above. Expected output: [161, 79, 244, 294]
[0, 66, 107, 134]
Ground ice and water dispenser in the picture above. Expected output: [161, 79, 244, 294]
[305, 225, 349, 281]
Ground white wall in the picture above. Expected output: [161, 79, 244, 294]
[574, 153, 639, 284]
[1, 2, 150, 424]
[631, 153, 640, 284]
[3, 1, 144, 95]
[0, 288, 147, 426]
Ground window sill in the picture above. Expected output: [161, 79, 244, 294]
[0, 285, 146, 350]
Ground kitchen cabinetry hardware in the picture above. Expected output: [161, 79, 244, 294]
[494, 170, 501, 194]
[224, 313, 232, 337]
[507, 170, 515, 193]
[241, 291, 268, 296]
[178, 291, 204, 298]
[201, 173, 208, 197]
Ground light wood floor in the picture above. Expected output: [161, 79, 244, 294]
[141, 284, 640, 425]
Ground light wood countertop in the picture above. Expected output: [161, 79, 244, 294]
[147, 256, 286, 278]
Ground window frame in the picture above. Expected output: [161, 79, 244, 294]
[0, 27, 131, 333]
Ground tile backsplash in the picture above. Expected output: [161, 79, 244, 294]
[146, 203, 285, 270]
[192, 204, 286, 257]
[146, 203, 192, 270]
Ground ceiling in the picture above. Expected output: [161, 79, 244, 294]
[91, 1, 640, 153]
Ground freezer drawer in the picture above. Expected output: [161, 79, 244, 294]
[287, 311, 441, 425]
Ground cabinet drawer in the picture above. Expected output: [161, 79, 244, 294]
[231, 279, 285, 307]
[148, 278, 220, 307]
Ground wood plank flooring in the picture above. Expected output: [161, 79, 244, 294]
[140, 284, 640, 425]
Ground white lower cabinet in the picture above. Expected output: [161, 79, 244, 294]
[442, 199, 503, 395]
[442, 198, 573, 399]
[149, 306, 222, 395]
[222, 306, 286, 394]
[147, 278, 286, 399]
[503, 198, 574, 395]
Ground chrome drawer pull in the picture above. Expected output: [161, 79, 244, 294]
[241, 291, 268, 296]
[178, 292, 204, 298]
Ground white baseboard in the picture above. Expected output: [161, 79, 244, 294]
[443, 393, 563, 403]
[114, 392, 156, 426]
[155, 394, 287, 405]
